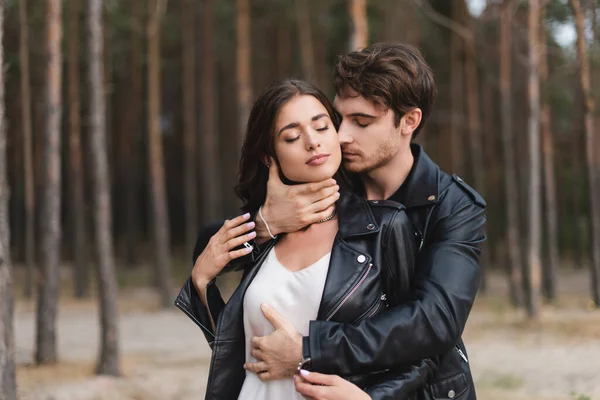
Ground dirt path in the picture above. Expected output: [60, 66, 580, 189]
[14, 281, 600, 400]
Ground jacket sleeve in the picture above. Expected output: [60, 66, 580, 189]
[365, 359, 437, 400]
[174, 220, 253, 346]
[307, 200, 486, 375]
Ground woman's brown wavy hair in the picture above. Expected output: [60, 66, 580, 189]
[235, 79, 350, 214]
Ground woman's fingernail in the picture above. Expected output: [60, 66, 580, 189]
[300, 369, 310, 377]
[245, 246, 254, 253]
[248, 231, 257, 238]
[261, 303, 269, 311]
[247, 221, 255, 229]
[243, 213, 251, 219]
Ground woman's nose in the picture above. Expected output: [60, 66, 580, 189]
[306, 132, 321, 150]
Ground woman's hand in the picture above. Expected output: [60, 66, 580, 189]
[294, 370, 372, 400]
[191, 213, 256, 291]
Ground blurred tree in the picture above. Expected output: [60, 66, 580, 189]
[0, 0, 17, 396]
[236, 0, 252, 147]
[148, 0, 174, 307]
[200, 0, 223, 226]
[68, 0, 89, 298]
[570, 0, 600, 306]
[349, 0, 367, 51]
[182, 0, 197, 259]
[119, 0, 143, 266]
[460, 0, 489, 291]
[19, 0, 35, 299]
[36, 0, 63, 363]
[296, 0, 316, 84]
[526, 0, 542, 319]
[500, 0, 524, 307]
[88, 0, 121, 376]
[450, 0, 465, 177]
[540, 6, 559, 303]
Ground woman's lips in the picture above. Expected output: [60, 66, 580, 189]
[306, 154, 330, 166]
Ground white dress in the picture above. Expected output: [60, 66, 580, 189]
[237, 247, 331, 400]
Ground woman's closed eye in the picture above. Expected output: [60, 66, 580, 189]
[284, 136, 300, 143]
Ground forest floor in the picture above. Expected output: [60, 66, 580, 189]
[12, 266, 600, 400]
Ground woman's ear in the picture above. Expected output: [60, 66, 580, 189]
[261, 155, 270, 167]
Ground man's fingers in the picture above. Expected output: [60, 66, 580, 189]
[250, 347, 265, 361]
[258, 370, 276, 382]
[301, 178, 337, 197]
[251, 335, 264, 350]
[307, 184, 339, 205]
[244, 361, 268, 373]
[260, 303, 290, 330]
[267, 158, 283, 185]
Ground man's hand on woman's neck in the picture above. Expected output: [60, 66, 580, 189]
[255, 162, 340, 242]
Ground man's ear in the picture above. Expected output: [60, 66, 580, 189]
[400, 108, 422, 137]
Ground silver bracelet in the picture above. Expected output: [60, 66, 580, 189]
[258, 206, 278, 240]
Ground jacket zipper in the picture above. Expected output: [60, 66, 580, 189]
[456, 345, 468, 363]
[174, 300, 216, 339]
[326, 263, 373, 321]
[368, 294, 386, 318]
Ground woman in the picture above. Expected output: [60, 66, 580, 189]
[174, 80, 434, 399]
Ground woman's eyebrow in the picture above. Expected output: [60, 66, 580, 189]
[278, 114, 329, 136]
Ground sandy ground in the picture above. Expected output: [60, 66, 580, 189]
[13, 269, 600, 400]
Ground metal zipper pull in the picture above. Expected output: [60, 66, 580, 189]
[456, 346, 468, 363]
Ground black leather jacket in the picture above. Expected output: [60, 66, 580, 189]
[175, 192, 436, 399]
[176, 145, 487, 400]
[304, 145, 486, 400]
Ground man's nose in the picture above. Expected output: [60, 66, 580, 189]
[338, 121, 352, 144]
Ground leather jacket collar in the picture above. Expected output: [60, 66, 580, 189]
[336, 191, 381, 238]
[392, 144, 441, 208]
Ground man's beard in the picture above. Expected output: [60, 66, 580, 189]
[342, 137, 399, 174]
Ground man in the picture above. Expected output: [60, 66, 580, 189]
[243, 43, 486, 399]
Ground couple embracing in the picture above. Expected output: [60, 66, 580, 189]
[175, 43, 486, 400]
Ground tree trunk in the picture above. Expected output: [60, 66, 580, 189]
[147, 0, 174, 307]
[348, 0, 367, 51]
[295, 0, 316, 84]
[36, 0, 63, 363]
[19, 0, 35, 299]
[0, 0, 17, 394]
[88, 0, 121, 375]
[182, 0, 197, 259]
[68, 0, 88, 298]
[450, 0, 464, 176]
[570, 0, 600, 306]
[460, 0, 488, 292]
[236, 0, 252, 147]
[500, 0, 524, 307]
[200, 0, 222, 225]
[385, 0, 418, 46]
[539, 9, 558, 303]
[526, 0, 542, 319]
[122, 0, 143, 266]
